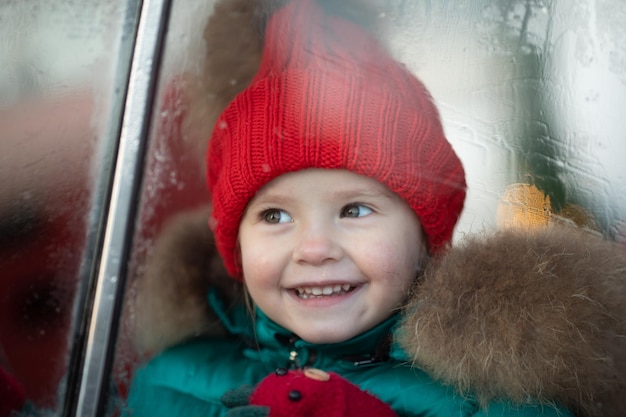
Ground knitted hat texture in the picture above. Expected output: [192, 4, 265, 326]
[207, 0, 466, 279]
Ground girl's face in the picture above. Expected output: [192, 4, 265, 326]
[238, 169, 425, 344]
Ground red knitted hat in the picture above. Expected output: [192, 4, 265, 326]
[207, 0, 466, 279]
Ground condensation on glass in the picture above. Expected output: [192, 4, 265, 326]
[0, 0, 138, 415]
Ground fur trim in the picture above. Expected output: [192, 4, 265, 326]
[131, 208, 242, 355]
[399, 225, 626, 417]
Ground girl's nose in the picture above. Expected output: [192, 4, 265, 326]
[292, 222, 342, 266]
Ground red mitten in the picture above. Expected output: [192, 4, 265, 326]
[250, 368, 397, 417]
[0, 366, 26, 417]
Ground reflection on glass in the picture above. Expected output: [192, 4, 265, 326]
[0, 1, 136, 415]
[113, 0, 625, 415]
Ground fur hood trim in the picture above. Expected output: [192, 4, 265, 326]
[131, 208, 242, 355]
[399, 225, 626, 417]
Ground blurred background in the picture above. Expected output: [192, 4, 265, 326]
[0, 0, 624, 416]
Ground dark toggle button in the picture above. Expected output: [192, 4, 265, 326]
[275, 367, 288, 376]
[288, 390, 302, 402]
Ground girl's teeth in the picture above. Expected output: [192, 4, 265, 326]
[295, 285, 354, 299]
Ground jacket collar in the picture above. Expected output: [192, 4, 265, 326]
[208, 288, 401, 365]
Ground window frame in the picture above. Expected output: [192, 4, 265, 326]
[67, 0, 173, 416]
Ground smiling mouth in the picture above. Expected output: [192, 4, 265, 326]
[294, 284, 356, 299]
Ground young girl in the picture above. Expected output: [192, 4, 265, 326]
[124, 0, 625, 415]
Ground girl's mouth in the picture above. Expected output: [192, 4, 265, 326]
[294, 284, 356, 299]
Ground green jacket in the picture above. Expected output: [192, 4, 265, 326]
[125, 289, 572, 417]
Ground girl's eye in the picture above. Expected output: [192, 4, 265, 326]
[340, 204, 373, 218]
[261, 209, 293, 224]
